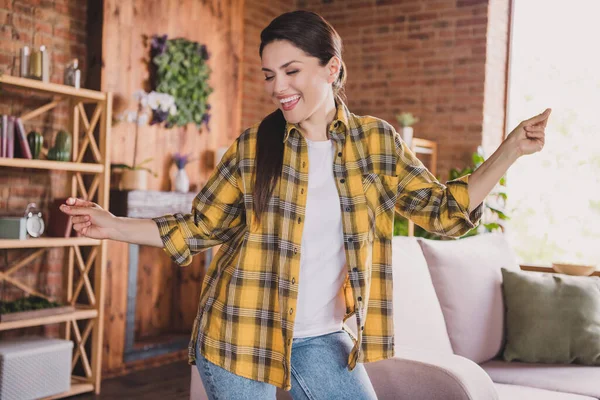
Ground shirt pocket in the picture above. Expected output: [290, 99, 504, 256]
[362, 172, 399, 237]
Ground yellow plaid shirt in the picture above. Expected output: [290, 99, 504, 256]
[153, 101, 482, 391]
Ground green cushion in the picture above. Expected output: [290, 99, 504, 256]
[501, 268, 600, 365]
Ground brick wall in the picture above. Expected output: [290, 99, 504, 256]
[240, 1, 295, 130]
[243, 0, 510, 179]
[0, 0, 87, 316]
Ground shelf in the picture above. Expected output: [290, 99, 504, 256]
[413, 146, 434, 155]
[520, 264, 600, 277]
[0, 237, 101, 249]
[0, 307, 98, 331]
[0, 157, 104, 173]
[0, 75, 106, 102]
[43, 381, 95, 399]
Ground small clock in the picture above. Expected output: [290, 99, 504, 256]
[24, 203, 45, 238]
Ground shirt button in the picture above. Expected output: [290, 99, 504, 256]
[289, 308, 294, 315]
[352, 267, 358, 272]
[340, 178, 345, 184]
[301, 188, 305, 194]
[297, 217, 301, 224]
[338, 152, 342, 157]
[345, 207, 351, 212]
[293, 247, 298, 254]
[357, 296, 362, 302]
[361, 326, 364, 331]
[348, 238, 354, 243]
[292, 277, 296, 284]
[302, 161, 306, 168]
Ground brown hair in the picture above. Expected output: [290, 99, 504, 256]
[254, 10, 347, 222]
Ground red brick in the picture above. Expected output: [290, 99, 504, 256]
[456, 17, 488, 27]
[34, 21, 53, 34]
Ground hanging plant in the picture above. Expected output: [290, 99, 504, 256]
[150, 34, 212, 131]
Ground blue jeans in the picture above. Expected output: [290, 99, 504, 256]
[195, 329, 378, 399]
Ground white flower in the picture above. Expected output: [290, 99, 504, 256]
[169, 104, 177, 116]
[137, 113, 149, 126]
[159, 93, 175, 111]
[133, 90, 148, 102]
[147, 92, 161, 110]
[125, 110, 139, 123]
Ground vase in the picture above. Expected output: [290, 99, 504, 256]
[401, 126, 414, 147]
[121, 169, 147, 191]
[174, 168, 190, 193]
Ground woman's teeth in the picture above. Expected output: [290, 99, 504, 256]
[280, 95, 300, 110]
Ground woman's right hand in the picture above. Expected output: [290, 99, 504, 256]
[59, 197, 118, 240]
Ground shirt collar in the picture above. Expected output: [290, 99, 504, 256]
[283, 99, 351, 143]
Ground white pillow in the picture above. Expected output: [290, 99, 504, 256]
[418, 233, 520, 364]
[390, 236, 454, 354]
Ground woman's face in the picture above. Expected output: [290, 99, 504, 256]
[261, 40, 337, 124]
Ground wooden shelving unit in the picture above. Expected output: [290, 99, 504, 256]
[405, 138, 438, 237]
[0, 237, 101, 249]
[0, 308, 98, 331]
[0, 157, 104, 173]
[0, 75, 112, 397]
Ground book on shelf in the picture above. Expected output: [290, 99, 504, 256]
[1, 115, 16, 158]
[6, 116, 15, 158]
[0, 115, 6, 157]
[14, 117, 32, 159]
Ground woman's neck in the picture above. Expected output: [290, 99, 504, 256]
[298, 93, 337, 142]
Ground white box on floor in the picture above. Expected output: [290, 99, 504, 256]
[0, 336, 73, 400]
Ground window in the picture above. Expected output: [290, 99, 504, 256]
[505, 0, 600, 266]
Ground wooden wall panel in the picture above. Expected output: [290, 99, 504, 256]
[100, 0, 244, 375]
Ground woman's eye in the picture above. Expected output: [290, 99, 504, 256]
[264, 71, 298, 81]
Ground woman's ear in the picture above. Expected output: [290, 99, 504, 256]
[327, 56, 342, 84]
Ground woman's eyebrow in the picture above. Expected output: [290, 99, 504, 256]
[261, 60, 303, 72]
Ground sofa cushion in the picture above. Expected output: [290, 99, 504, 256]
[417, 233, 520, 364]
[390, 237, 453, 354]
[494, 383, 596, 400]
[482, 359, 600, 398]
[501, 268, 600, 365]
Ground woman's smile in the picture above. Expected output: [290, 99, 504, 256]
[280, 94, 301, 111]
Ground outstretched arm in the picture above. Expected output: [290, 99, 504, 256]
[468, 108, 551, 212]
[60, 137, 246, 265]
[394, 108, 551, 237]
[59, 198, 163, 247]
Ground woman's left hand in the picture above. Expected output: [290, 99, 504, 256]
[506, 108, 552, 157]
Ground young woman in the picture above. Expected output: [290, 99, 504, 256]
[60, 10, 550, 400]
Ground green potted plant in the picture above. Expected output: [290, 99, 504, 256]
[393, 146, 509, 239]
[0, 296, 72, 322]
[396, 112, 420, 146]
[448, 146, 509, 236]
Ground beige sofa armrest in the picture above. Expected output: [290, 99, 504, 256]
[364, 347, 499, 400]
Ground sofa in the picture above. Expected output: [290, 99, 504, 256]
[190, 233, 600, 399]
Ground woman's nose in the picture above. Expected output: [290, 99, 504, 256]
[273, 76, 288, 94]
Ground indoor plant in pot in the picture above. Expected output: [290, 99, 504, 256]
[396, 112, 420, 147]
[114, 90, 176, 190]
[171, 152, 196, 193]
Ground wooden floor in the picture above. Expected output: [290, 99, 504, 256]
[74, 360, 191, 400]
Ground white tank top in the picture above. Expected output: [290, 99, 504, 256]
[293, 136, 347, 338]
